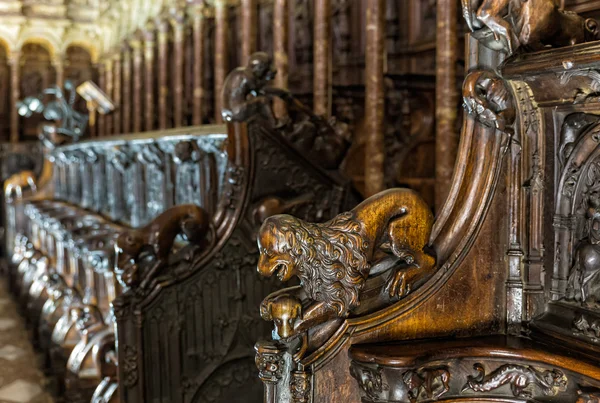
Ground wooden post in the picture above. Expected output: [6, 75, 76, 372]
[97, 61, 106, 137]
[8, 53, 19, 144]
[157, 19, 169, 130]
[122, 45, 132, 134]
[364, 0, 385, 197]
[113, 54, 122, 136]
[214, 0, 228, 123]
[171, 11, 185, 128]
[241, 0, 257, 64]
[131, 37, 143, 133]
[313, 0, 331, 117]
[53, 57, 64, 89]
[273, 0, 288, 118]
[104, 59, 114, 135]
[435, 0, 459, 210]
[192, 5, 206, 126]
[144, 25, 156, 132]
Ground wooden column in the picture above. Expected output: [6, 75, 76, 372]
[241, 0, 257, 64]
[364, 0, 385, 197]
[214, 0, 228, 123]
[131, 37, 143, 133]
[313, 0, 331, 117]
[113, 54, 122, 135]
[192, 5, 206, 126]
[53, 57, 64, 89]
[435, 0, 459, 210]
[171, 11, 185, 128]
[8, 53, 19, 144]
[144, 25, 156, 132]
[273, 0, 288, 118]
[157, 19, 169, 130]
[104, 59, 114, 135]
[122, 45, 132, 134]
[97, 62, 106, 137]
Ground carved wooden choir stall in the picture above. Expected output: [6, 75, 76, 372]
[253, 2, 600, 403]
[3, 49, 360, 402]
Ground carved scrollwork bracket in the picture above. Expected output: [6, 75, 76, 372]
[463, 71, 515, 132]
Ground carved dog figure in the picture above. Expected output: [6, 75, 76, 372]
[115, 204, 210, 290]
[257, 188, 435, 339]
[403, 367, 450, 402]
[462, 0, 599, 54]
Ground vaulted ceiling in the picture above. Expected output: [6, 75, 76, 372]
[0, 0, 192, 62]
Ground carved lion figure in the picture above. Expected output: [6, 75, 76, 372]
[257, 188, 435, 339]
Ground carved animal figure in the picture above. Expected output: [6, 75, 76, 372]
[403, 367, 450, 402]
[257, 188, 435, 339]
[462, 363, 568, 398]
[260, 294, 302, 339]
[115, 204, 210, 290]
[462, 0, 599, 55]
[221, 52, 279, 126]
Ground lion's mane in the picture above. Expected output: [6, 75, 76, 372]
[266, 212, 369, 315]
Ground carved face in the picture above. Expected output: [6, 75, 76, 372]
[262, 295, 302, 339]
[257, 219, 298, 282]
[249, 52, 276, 85]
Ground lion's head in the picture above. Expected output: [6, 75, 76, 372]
[257, 213, 369, 315]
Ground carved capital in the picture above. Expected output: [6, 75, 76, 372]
[254, 340, 286, 384]
[290, 370, 311, 403]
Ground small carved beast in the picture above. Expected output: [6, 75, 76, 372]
[115, 204, 211, 291]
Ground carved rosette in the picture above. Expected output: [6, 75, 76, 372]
[255, 340, 286, 384]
